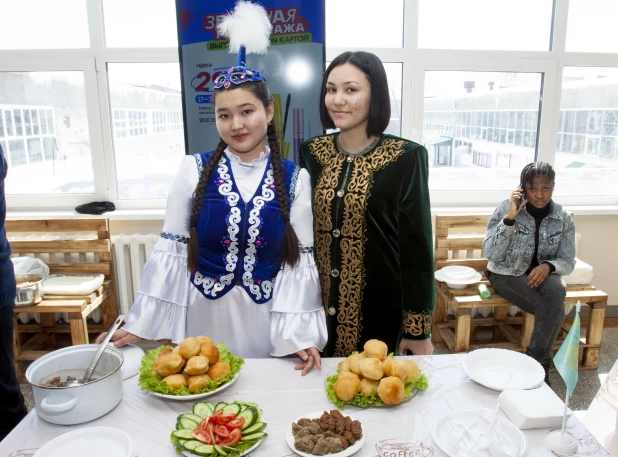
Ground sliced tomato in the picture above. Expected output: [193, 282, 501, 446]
[220, 428, 242, 446]
[192, 422, 215, 445]
[215, 413, 236, 426]
[225, 417, 245, 430]
[214, 425, 231, 438]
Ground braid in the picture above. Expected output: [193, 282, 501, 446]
[520, 161, 555, 190]
[267, 121, 300, 267]
[187, 138, 227, 272]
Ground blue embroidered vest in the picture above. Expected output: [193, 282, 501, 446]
[190, 152, 300, 304]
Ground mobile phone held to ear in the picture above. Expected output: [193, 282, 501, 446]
[516, 183, 523, 210]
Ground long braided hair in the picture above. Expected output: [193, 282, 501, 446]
[520, 161, 555, 191]
[187, 81, 300, 272]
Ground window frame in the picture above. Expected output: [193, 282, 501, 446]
[0, 0, 616, 210]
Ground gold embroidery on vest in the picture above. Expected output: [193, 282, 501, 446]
[309, 136, 344, 311]
[333, 138, 408, 356]
[402, 310, 432, 337]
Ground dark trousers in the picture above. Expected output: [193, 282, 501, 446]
[487, 271, 566, 366]
[0, 306, 27, 442]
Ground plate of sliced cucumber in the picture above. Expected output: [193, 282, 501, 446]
[170, 400, 267, 457]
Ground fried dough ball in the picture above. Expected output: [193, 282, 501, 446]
[359, 378, 380, 396]
[163, 374, 187, 390]
[196, 335, 213, 346]
[347, 353, 367, 375]
[207, 361, 231, 380]
[359, 357, 383, 381]
[184, 355, 210, 376]
[179, 337, 201, 359]
[338, 357, 351, 373]
[383, 358, 409, 381]
[377, 376, 405, 405]
[200, 344, 220, 365]
[188, 374, 211, 393]
[363, 339, 388, 361]
[337, 371, 360, 382]
[404, 360, 420, 380]
[334, 375, 361, 402]
[153, 352, 184, 377]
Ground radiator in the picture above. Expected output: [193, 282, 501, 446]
[112, 233, 159, 316]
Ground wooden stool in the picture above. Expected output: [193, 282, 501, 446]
[13, 298, 96, 379]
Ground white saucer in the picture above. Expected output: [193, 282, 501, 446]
[117, 344, 145, 380]
[440, 266, 477, 279]
[435, 270, 482, 289]
[463, 348, 545, 391]
[33, 427, 135, 457]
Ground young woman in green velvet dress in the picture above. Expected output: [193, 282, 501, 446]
[300, 51, 435, 357]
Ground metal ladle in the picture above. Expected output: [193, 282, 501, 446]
[59, 315, 125, 387]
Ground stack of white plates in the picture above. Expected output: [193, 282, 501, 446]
[434, 266, 482, 289]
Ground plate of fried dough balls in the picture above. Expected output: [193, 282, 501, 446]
[138, 336, 245, 399]
[325, 339, 429, 408]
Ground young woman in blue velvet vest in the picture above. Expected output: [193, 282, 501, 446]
[97, 2, 326, 375]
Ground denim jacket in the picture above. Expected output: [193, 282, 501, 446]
[483, 199, 576, 277]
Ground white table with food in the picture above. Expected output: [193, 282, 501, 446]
[0, 336, 613, 457]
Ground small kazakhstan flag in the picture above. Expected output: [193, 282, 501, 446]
[553, 301, 581, 396]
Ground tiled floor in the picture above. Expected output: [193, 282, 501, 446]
[17, 328, 618, 413]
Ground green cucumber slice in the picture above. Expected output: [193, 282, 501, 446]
[172, 429, 195, 439]
[193, 402, 214, 419]
[221, 403, 241, 416]
[240, 431, 267, 441]
[237, 407, 257, 430]
[242, 421, 266, 434]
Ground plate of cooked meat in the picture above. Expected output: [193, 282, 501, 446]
[286, 410, 365, 457]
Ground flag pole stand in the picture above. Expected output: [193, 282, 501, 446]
[545, 391, 578, 454]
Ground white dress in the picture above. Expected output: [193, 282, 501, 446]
[123, 148, 328, 358]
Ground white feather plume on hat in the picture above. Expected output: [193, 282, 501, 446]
[217, 1, 272, 55]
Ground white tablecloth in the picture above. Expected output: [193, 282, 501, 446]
[1, 354, 612, 457]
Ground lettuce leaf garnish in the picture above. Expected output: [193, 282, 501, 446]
[325, 371, 429, 408]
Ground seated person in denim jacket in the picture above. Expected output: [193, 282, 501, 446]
[483, 162, 576, 385]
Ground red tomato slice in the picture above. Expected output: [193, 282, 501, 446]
[215, 413, 236, 426]
[214, 425, 231, 438]
[220, 428, 242, 446]
[192, 427, 213, 445]
[226, 418, 245, 430]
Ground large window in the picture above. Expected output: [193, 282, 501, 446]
[0, 71, 94, 195]
[554, 67, 618, 199]
[108, 63, 185, 200]
[418, 0, 554, 51]
[1, 0, 617, 209]
[423, 71, 543, 191]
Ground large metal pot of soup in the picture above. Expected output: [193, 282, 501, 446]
[25, 344, 124, 425]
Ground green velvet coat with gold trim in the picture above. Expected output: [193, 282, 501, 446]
[300, 133, 435, 357]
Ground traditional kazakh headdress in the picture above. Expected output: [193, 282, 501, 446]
[213, 1, 271, 90]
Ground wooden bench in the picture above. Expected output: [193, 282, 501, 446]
[7, 218, 119, 378]
[432, 214, 608, 370]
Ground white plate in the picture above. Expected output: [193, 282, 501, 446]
[433, 410, 527, 457]
[439, 266, 477, 279]
[181, 426, 266, 457]
[148, 371, 240, 400]
[463, 349, 544, 391]
[286, 411, 366, 457]
[435, 270, 482, 289]
[118, 344, 145, 380]
[33, 427, 135, 457]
